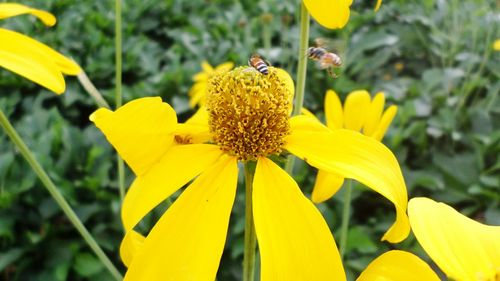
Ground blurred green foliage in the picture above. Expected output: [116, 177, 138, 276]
[0, 0, 498, 280]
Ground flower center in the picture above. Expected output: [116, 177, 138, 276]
[206, 66, 292, 161]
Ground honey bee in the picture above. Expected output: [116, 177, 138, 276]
[248, 54, 271, 75]
[307, 38, 342, 78]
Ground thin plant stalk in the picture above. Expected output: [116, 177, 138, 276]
[339, 179, 352, 260]
[115, 0, 125, 201]
[284, 2, 309, 174]
[77, 71, 111, 109]
[243, 161, 257, 281]
[0, 109, 123, 280]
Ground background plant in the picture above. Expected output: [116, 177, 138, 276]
[0, 0, 498, 280]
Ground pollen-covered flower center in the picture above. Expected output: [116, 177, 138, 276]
[206, 66, 292, 161]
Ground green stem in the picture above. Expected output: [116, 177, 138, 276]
[77, 71, 111, 109]
[115, 0, 125, 201]
[284, 2, 309, 174]
[0, 110, 123, 280]
[243, 161, 257, 281]
[339, 179, 352, 260]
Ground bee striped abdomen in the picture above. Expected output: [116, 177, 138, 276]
[248, 54, 270, 75]
[307, 47, 326, 61]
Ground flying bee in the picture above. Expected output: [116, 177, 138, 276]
[307, 38, 342, 78]
[248, 54, 271, 75]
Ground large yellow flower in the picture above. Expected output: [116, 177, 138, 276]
[303, 0, 382, 29]
[310, 89, 406, 243]
[408, 197, 500, 281]
[188, 61, 233, 108]
[0, 3, 80, 94]
[92, 67, 407, 280]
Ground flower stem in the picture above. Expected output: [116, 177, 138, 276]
[243, 161, 257, 281]
[77, 71, 111, 109]
[0, 109, 123, 281]
[339, 179, 352, 260]
[285, 2, 309, 174]
[115, 0, 125, 201]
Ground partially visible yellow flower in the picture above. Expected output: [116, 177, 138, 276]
[188, 61, 233, 108]
[303, 0, 382, 29]
[92, 67, 408, 280]
[0, 3, 80, 94]
[311, 89, 407, 243]
[493, 39, 500, 51]
[408, 197, 500, 281]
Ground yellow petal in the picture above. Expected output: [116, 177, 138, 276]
[357, 250, 440, 281]
[312, 170, 345, 203]
[253, 157, 346, 281]
[372, 105, 397, 141]
[214, 61, 234, 72]
[0, 3, 56, 26]
[290, 115, 330, 133]
[324, 89, 344, 129]
[408, 197, 500, 280]
[192, 72, 208, 82]
[122, 144, 223, 231]
[120, 230, 145, 268]
[494, 39, 500, 51]
[300, 107, 316, 119]
[124, 155, 238, 281]
[343, 90, 371, 131]
[201, 60, 214, 73]
[0, 28, 80, 94]
[0, 28, 80, 76]
[374, 0, 383, 12]
[91, 97, 177, 176]
[303, 0, 351, 29]
[285, 129, 409, 243]
[363, 92, 385, 137]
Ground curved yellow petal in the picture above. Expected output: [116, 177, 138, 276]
[91, 97, 177, 176]
[0, 3, 56, 26]
[214, 62, 234, 72]
[192, 72, 208, 82]
[374, 0, 383, 12]
[0, 29, 80, 76]
[121, 144, 223, 231]
[357, 250, 440, 281]
[188, 82, 207, 108]
[0, 28, 80, 94]
[408, 197, 500, 280]
[303, 0, 351, 29]
[372, 105, 397, 141]
[343, 90, 371, 131]
[325, 89, 344, 129]
[201, 60, 214, 73]
[120, 230, 145, 268]
[124, 155, 238, 281]
[363, 92, 385, 137]
[173, 107, 211, 144]
[285, 129, 409, 243]
[494, 39, 500, 51]
[312, 170, 345, 203]
[253, 157, 346, 281]
[290, 115, 330, 133]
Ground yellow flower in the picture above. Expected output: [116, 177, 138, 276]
[310, 89, 407, 243]
[188, 61, 233, 108]
[92, 67, 407, 280]
[0, 3, 80, 94]
[408, 197, 500, 281]
[303, 0, 382, 29]
[494, 39, 500, 51]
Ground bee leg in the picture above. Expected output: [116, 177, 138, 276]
[327, 67, 338, 78]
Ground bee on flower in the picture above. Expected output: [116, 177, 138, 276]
[92, 65, 408, 280]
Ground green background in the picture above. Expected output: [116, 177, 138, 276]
[0, 0, 498, 280]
